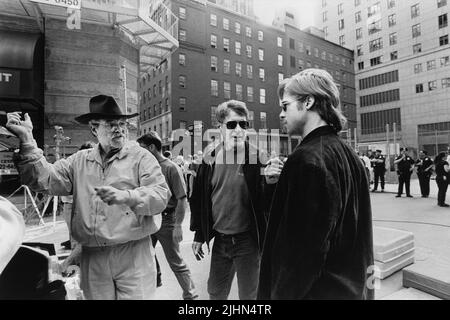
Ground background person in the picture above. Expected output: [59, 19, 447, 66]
[415, 150, 434, 198]
[434, 152, 450, 207]
[394, 148, 415, 198]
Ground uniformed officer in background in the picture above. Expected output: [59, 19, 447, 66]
[415, 150, 434, 198]
[394, 148, 415, 198]
[371, 149, 386, 192]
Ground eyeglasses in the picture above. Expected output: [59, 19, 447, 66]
[224, 120, 249, 130]
[98, 120, 128, 130]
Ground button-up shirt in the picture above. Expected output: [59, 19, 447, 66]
[15, 140, 170, 247]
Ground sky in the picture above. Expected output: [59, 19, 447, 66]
[252, 0, 319, 29]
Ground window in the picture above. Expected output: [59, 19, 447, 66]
[368, 19, 381, 35]
[323, 11, 327, 22]
[440, 35, 449, 46]
[358, 62, 364, 70]
[277, 36, 283, 47]
[258, 49, 264, 61]
[235, 22, 241, 34]
[289, 38, 295, 50]
[246, 26, 252, 37]
[359, 71, 399, 90]
[211, 80, 218, 96]
[389, 33, 397, 45]
[211, 56, 218, 72]
[390, 51, 398, 60]
[223, 18, 229, 30]
[338, 3, 343, 14]
[179, 29, 186, 41]
[179, 97, 186, 111]
[428, 80, 437, 91]
[368, 2, 381, 17]
[355, 11, 361, 23]
[414, 63, 423, 73]
[278, 54, 283, 66]
[339, 35, 345, 46]
[321, 51, 327, 60]
[179, 53, 186, 66]
[357, 45, 363, 56]
[356, 28, 362, 39]
[369, 38, 383, 52]
[442, 78, 450, 88]
[278, 73, 284, 83]
[235, 41, 241, 55]
[210, 34, 217, 48]
[388, 14, 396, 27]
[370, 56, 382, 66]
[439, 14, 448, 28]
[224, 82, 231, 99]
[159, 80, 162, 94]
[224, 59, 230, 74]
[260, 89, 266, 104]
[412, 24, 421, 38]
[314, 48, 319, 57]
[247, 65, 253, 79]
[210, 14, 217, 26]
[179, 7, 186, 19]
[298, 59, 304, 69]
[298, 42, 304, 53]
[360, 89, 400, 107]
[411, 4, 420, 18]
[387, 0, 395, 9]
[290, 56, 296, 68]
[235, 62, 242, 77]
[338, 19, 344, 30]
[413, 43, 422, 54]
[441, 56, 450, 66]
[153, 84, 156, 96]
[438, 0, 447, 8]
[178, 75, 186, 88]
[324, 27, 329, 37]
[236, 84, 243, 100]
[259, 68, 265, 81]
[361, 108, 401, 135]
[223, 38, 230, 52]
[246, 45, 252, 58]
[427, 60, 436, 70]
[258, 30, 264, 41]
[416, 84, 424, 93]
[260, 112, 267, 129]
[247, 87, 254, 102]
[210, 107, 218, 128]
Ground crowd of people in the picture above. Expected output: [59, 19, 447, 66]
[2, 68, 378, 300]
[358, 147, 450, 207]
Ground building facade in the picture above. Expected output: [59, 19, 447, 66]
[319, 0, 450, 156]
[139, 0, 355, 155]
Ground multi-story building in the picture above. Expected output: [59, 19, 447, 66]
[139, 0, 355, 155]
[319, 0, 450, 157]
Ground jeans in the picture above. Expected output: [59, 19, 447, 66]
[208, 231, 260, 300]
[151, 212, 197, 300]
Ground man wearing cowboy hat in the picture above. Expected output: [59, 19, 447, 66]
[6, 95, 170, 300]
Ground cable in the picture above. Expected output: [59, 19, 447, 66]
[373, 219, 450, 229]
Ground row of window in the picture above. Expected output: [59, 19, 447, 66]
[414, 56, 450, 74]
[360, 89, 400, 107]
[208, 57, 273, 80]
[415, 78, 450, 93]
[141, 98, 170, 121]
[359, 70, 398, 90]
[141, 122, 170, 141]
[209, 12, 263, 40]
[360, 108, 401, 135]
[141, 76, 169, 104]
[210, 80, 267, 104]
[140, 60, 168, 87]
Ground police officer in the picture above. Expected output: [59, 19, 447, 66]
[371, 149, 386, 192]
[415, 150, 434, 198]
[394, 148, 415, 198]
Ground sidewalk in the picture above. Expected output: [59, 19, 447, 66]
[372, 178, 440, 198]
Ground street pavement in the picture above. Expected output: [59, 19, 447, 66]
[21, 178, 450, 300]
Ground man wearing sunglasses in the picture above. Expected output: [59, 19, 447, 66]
[190, 100, 279, 300]
[258, 69, 374, 300]
[6, 95, 170, 300]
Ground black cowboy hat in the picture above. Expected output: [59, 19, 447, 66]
[74, 95, 138, 124]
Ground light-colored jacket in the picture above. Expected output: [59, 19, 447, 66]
[15, 141, 170, 247]
[0, 196, 25, 273]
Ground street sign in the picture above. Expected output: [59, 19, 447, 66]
[30, 0, 81, 9]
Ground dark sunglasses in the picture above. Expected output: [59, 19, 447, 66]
[224, 120, 249, 130]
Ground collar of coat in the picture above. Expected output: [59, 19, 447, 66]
[300, 125, 337, 147]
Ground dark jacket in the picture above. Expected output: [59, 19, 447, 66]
[189, 142, 268, 251]
[258, 126, 374, 300]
